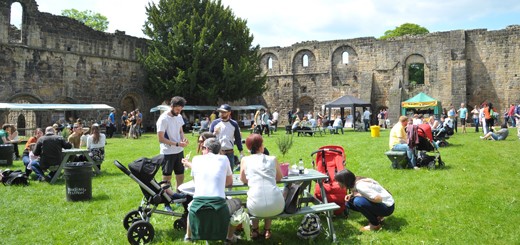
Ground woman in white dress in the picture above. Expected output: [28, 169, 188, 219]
[239, 134, 284, 239]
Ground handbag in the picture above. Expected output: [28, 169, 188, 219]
[284, 182, 303, 214]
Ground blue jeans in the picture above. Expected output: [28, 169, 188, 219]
[392, 144, 416, 168]
[30, 161, 46, 179]
[224, 152, 235, 170]
[347, 196, 395, 226]
[363, 119, 370, 131]
[473, 118, 479, 132]
[333, 126, 344, 134]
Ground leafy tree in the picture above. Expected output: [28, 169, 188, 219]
[138, 0, 266, 105]
[380, 23, 429, 40]
[61, 9, 109, 32]
[408, 63, 424, 85]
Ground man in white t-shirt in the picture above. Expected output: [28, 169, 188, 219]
[156, 96, 190, 211]
[363, 108, 372, 131]
[271, 109, 279, 132]
[182, 138, 240, 243]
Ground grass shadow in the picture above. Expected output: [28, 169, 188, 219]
[381, 216, 408, 232]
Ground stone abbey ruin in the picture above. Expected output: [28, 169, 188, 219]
[1, 0, 519, 130]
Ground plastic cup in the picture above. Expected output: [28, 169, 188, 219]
[280, 163, 289, 177]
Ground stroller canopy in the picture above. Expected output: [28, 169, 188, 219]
[401, 92, 442, 117]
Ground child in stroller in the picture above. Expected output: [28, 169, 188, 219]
[114, 155, 192, 245]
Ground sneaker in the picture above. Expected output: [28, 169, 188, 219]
[171, 193, 186, 200]
[479, 136, 485, 139]
[413, 166, 420, 170]
[164, 205, 173, 212]
[183, 236, 192, 243]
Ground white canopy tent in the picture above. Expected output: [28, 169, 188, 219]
[0, 103, 115, 136]
[0, 103, 114, 111]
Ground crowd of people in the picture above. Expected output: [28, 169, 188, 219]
[152, 96, 394, 244]
[5, 118, 108, 182]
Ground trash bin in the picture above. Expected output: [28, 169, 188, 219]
[0, 144, 14, 166]
[64, 162, 93, 201]
[370, 125, 380, 137]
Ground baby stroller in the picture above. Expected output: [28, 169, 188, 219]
[433, 124, 453, 147]
[311, 145, 346, 216]
[114, 155, 191, 244]
[416, 128, 445, 169]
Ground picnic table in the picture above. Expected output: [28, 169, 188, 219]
[178, 169, 339, 242]
[49, 149, 101, 184]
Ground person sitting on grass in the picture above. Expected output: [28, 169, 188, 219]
[240, 134, 284, 240]
[335, 169, 394, 231]
[480, 124, 509, 141]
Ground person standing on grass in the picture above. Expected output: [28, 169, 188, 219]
[457, 103, 468, 133]
[108, 109, 116, 138]
[156, 96, 189, 212]
[471, 105, 480, 132]
[210, 104, 244, 171]
[335, 169, 394, 231]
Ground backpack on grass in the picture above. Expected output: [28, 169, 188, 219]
[297, 213, 321, 240]
[1, 169, 29, 186]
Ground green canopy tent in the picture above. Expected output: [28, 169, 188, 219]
[401, 92, 442, 117]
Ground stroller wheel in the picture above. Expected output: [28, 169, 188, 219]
[427, 161, 436, 170]
[439, 141, 448, 147]
[127, 220, 154, 245]
[124, 210, 144, 230]
[173, 218, 187, 230]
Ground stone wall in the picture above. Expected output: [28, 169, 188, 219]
[259, 26, 520, 126]
[0, 0, 155, 131]
[2, 0, 519, 131]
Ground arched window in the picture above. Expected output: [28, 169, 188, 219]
[10, 2, 23, 43]
[408, 63, 425, 85]
[302, 54, 309, 67]
[267, 57, 273, 70]
[342, 51, 349, 64]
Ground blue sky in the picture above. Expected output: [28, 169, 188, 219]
[10, 0, 520, 47]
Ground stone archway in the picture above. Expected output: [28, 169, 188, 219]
[298, 96, 315, 115]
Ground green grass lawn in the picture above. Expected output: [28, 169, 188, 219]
[1, 128, 519, 244]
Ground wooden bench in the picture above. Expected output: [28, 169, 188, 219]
[296, 129, 314, 136]
[250, 202, 340, 219]
[385, 150, 408, 169]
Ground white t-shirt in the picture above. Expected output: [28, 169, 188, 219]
[363, 110, 371, 120]
[87, 134, 106, 149]
[272, 112, 279, 122]
[156, 111, 185, 155]
[355, 178, 394, 207]
[333, 118, 342, 127]
[191, 153, 232, 198]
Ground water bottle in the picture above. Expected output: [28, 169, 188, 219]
[298, 158, 305, 174]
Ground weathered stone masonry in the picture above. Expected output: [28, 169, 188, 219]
[0, 0, 152, 130]
[2, 0, 519, 130]
[258, 26, 520, 125]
